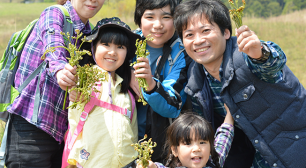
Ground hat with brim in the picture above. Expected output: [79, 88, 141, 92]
[86, 17, 141, 60]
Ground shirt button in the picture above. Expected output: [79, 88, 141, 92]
[295, 135, 299, 139]
[236, 115, 240, 119]
[255, 140, 259, 144]
[273, 163, 277, 167]
[243, 94, 248, 99]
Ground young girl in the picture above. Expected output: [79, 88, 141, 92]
[138, 105, 234, 168]
[62, 17, 141, 168]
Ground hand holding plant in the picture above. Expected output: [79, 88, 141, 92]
[42, 29, 107, 111]
[130, 35, 154, 106]
[228, 0, 246, 28]
[131, 134, 157, 168]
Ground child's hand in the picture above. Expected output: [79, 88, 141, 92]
[236, 25, 261, 60]
[133, 57, 156, 92]
[130, 70, 140, 100]
[136, 160, 157, 168]
[69, 89, 85, 103]
[56, 64, 77, 90]
[224, 104, 234, 126]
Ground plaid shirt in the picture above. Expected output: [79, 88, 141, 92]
[7, 1, 92, 142]
[154, 123, 234, 168]
[202, 41, 286, 168]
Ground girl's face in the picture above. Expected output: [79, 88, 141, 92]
[71, 0, 105, 24]
[172, 133, 211, 168]
[94, 42, 127, 78]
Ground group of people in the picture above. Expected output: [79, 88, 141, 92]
[4, 0, 306, 167]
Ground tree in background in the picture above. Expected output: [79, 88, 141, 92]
[220, 0, 306, 17]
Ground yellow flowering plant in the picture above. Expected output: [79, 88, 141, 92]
[42, 29, 107, 111]
[130, 35, 154, 106]
[131, 134, 157, 168]
[228, 0, 246, 28]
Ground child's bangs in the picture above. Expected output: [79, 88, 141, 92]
[174, 116, 212, 145]
[97, 27, 129, 48]
[180, 122, 211, 145]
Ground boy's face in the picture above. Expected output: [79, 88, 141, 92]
[182, 15, 230, 68]
[140, 5, 175, 48]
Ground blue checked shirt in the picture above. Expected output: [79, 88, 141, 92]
[202, 41, 286, 168]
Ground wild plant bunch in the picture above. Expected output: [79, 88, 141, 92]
[228, 0, 246, 28]
[130, 35, 154, 106]
[131, 134, 157, 168]
[42, 29, 107, 111]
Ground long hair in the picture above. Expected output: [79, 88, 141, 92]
[165, 112, 220, 168]
[92, 27, 131, 94]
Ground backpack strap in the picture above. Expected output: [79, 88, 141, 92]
[30, 5, 73, 124]
[167, 38, 185, 75]
[67, 90, 135, 150]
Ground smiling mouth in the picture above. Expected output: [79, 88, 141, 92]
[152, 32, 164, 37]
[105, 58, 115, 62]
[191, 156, 202, 162]
[195, 48, 208, 52]
[87, 5, 97, 10]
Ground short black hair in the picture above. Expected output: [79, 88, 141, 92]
[93, 27, 131, 94]
[174, 0, 232, 40]
[134, 0, 182, 27]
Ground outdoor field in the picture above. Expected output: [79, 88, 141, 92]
[0, 2, 306, 142]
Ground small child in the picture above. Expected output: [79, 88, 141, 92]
[138, 105, 234, 168]
[62, 17, 141, 168]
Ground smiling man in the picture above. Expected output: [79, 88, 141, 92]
[174, 0, 306, 168]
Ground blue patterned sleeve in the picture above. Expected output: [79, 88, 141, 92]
[214, 123, 234, 167]
[243, 41, 287, 83]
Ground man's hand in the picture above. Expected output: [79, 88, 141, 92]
[236, 25, 262, 59]
[56, 64, 77, 91]
[133, 57, 156, 92]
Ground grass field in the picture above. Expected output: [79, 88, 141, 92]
[0, 3, 305, 142]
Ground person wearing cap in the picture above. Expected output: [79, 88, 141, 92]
[61, 17, 141, 168]
[5, 0, 105, 167]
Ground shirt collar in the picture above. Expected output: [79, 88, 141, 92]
[202, 63, 224, 82]
[93, 65, 123, 87]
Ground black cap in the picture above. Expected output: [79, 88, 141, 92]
[86, 17, 141, 60]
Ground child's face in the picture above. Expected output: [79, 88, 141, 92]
[94, 42, 127, 75]
[140, 5, 175, 48]
[172, 135, 211, 168]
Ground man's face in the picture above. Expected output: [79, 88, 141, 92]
[182, 15, 230, 68]
[140, 5, 175, 48]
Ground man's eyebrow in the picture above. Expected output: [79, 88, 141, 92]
[184, 25, 206, 33]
